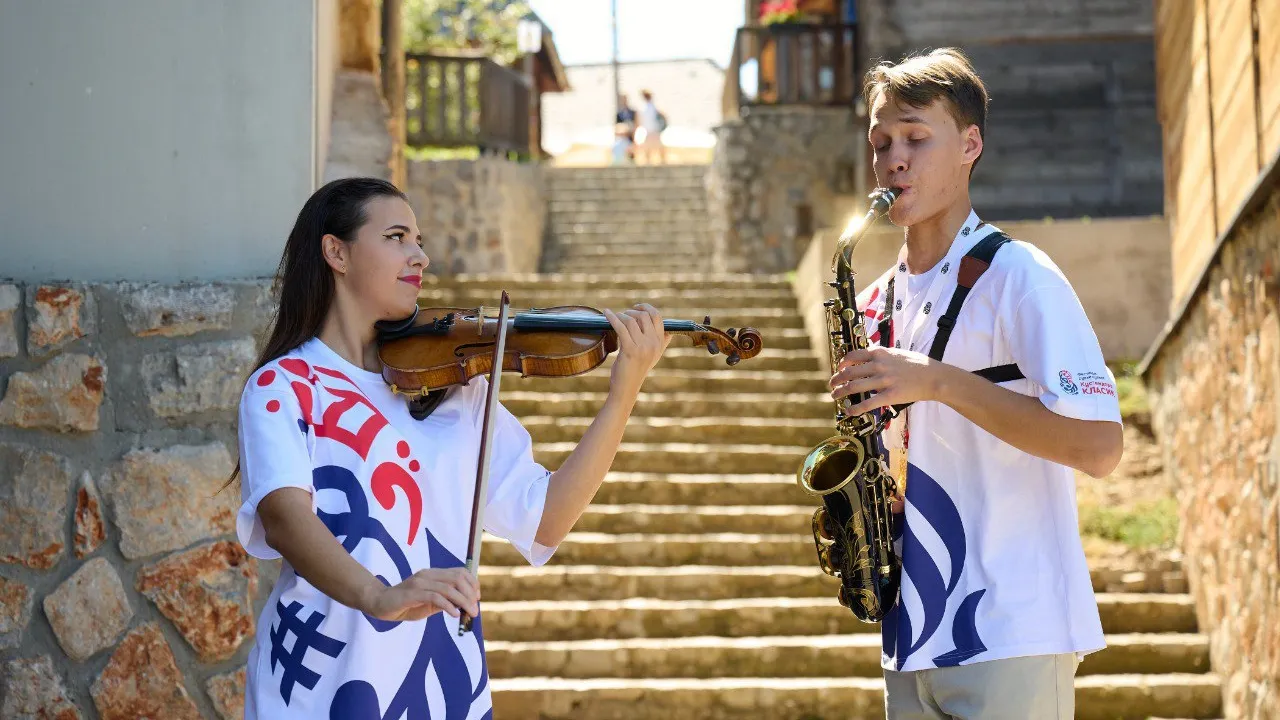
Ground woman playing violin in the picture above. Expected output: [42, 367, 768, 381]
[231, 177, 670, 719]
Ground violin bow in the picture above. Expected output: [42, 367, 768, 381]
[458, 290, 511, 635]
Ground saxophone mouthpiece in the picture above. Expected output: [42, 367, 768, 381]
[870, 187, 900, 215]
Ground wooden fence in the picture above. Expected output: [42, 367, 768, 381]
[1156, 0, 1280, 301]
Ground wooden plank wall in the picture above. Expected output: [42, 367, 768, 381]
[1157, 0, 1280, 303]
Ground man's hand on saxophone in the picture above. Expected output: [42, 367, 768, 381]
[829, 346, 943, 417]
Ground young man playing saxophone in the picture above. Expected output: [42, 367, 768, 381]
[829, 48, 1124, 718]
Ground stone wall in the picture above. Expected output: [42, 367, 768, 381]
[405, 158, 548, 275]
[0, 280, 279, 718]
[1144, 185, 1280, 719]
[708, 106, 866, 274]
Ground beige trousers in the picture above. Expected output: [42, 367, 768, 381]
[884, 653, 1080, 719]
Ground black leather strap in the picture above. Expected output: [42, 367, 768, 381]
[974, 363, 1025, 384]
[875, 231, 1025, 417]
[928, 231, 1016, 366]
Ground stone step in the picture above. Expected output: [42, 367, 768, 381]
[422, 273, 791, 291]
[505, 369, 825, 395]
[655, 348, 819, 372]
[484, 633, 1210, 680]
[521, 415, 831, 446]
[420, 287, 800, 310]
[548, 186, 707, 200]
[591, 473, 809, 506]
[549, 220, 708, 236]
[548, 202, 707, 216]
[479, 564, 1189, 602]
[549, 206, 708, 220]
[551, 238, 708, 253]
[477, 595, 1199, 642]
[548, 177, 706, 190]
[500, 392, 831, 420]
[489, 675, 1223, 720]
[571, 505, 814, 535]
[547, 164, 708, 178]
[548, 237, 709, 252]
[549, 235, 709, 251]
[548, 166, 708, 179]
[483, 532, 821, 568]
[553, 260, 717, 274]
[533, 442, 809, 474]
[551, 247, 709, 263]
[478, 565, 827, 602]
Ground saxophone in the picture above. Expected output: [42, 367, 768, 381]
[796, 187, 902, 623]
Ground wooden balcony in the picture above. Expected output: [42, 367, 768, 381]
[405, 52, 531, 155]
[723, 23, 858, 119]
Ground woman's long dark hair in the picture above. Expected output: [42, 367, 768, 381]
[226, 177, 409, 486]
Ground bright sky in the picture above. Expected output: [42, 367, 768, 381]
[527, 0, 745, 68]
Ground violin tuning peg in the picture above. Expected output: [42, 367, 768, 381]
[707, 340, 720, 356]
[703, 315, 712, 325]
[727, 328, 737, 339]
[727, 353, 741, 366]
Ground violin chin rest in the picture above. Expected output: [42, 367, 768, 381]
[375, 307, 420, 336]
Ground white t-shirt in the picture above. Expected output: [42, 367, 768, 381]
[236, 337, 555, 719]
[639, 101, 661, 133]
[856, 210, 1121, 672]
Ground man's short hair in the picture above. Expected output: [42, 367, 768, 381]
[863, 48, 990, 173]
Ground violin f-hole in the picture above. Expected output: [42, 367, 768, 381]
[454, 340, 496, 358]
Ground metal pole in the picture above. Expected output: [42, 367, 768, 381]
[612, 0, 620, 119]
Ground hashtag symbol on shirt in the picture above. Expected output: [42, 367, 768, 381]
[269, 600, 347, 705]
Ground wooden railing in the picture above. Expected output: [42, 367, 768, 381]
[723, 23, 858, 119]
[405, 53, 531, 155]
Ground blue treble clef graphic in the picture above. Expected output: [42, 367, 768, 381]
[313, 464, 492, 719]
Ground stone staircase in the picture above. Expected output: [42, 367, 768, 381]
[539, 165, 713, 275]
[420, 164, 1222, 719]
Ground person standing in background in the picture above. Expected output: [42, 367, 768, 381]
[615, 94, 637, 144]
[636, 89, 666, 165]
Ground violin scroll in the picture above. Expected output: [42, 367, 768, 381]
[689, 314, 762, 366]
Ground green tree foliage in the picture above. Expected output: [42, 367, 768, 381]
[403, 0, 533, 65]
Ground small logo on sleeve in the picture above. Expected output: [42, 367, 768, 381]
[1077, 371, 1116, 397]
[1059, 370, 1079, 395]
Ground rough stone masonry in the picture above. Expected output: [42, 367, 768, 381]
[0, 279, 281, 719]
[1145, 186, 1280, 719]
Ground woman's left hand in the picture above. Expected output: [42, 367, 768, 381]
[604, 303, 671, 400]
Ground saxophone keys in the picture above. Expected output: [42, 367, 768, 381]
[814, 507, 835, 541]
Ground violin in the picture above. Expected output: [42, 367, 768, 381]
[375, 292, 760, 634]
[374, 295, 763, 400]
